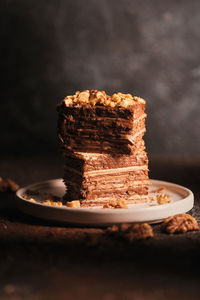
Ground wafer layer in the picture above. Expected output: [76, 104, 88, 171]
[63, 151, 149, 204]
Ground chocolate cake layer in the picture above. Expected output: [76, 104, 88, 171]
[58, 115, 146, 154]
[65, 181, 149, 201]
[57, 91, 146, 154]
[64, 176, 149, 200]
[63, 151, 148, 172]
[63, 151, 149, 203]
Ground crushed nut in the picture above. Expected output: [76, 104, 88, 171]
[124, 223, 154, 241]
[63, 90, 146, 108]
[6, 178, 19, 192]
[106, 224, 131, 234]
[0, 177, 19, 192]
[149, 187, 172, 205]
[106, 223, 153, 241]
[103, 199, 128, 209]
[106, 225, 119, 233]
[66, 200, 81, 208]
[156, 194, 172, 205]
[23, 194, 31, 200]
[150, 195, 157, 201]
[119, 223, 132, 232]
[29, 198, 36, 203]
[103, 199, 117, 208]
[43, 200, 63, 207]
[132, 96, 146, 104]
[162, 214, 200, 233]
[115, 200, 128, 208]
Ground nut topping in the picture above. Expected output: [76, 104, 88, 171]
[63, 90, 146, 108]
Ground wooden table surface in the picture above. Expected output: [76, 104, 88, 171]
[0, 154, 200, 300]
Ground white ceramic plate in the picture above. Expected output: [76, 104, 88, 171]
[16, 179, 194, 226]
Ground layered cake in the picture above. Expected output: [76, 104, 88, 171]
[57, 90, 146, 154]
[57, 90, 149, 207]
[63, 151, 149, 207]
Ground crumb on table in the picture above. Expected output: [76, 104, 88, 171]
[106, 223, 153, 241]
[0, 177, 19, 192]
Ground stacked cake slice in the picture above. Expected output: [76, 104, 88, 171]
[57, 90, 149, 207]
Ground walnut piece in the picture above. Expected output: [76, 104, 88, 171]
[0, 177, 19, 192]
[63, 90, 146, 108]
[43, 200, 63, 207]
[149, 186, 172, 205]
[106, 225, 119, 234]
[23, 194, 31, 200]
[156, 194, 172, 205]
[106, 223, 153, 241]
[124, 223, 154, 241]
[29, 198, 36, 203]
[66, 200, 81, 208]
[103, 199, 128, 209]
[23, 195, 36, 202]
[162, 214, 200, 233]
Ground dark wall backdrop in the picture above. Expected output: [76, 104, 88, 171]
[1, 0, 200, 155]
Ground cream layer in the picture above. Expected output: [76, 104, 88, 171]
[65, 179, 149, 188]
[64, 164, 148, 177]
[80, 195, 149, 206]
[126, 128, 146, 144]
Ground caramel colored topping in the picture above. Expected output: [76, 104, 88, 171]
[63, 90, 146, 108]
[103, 199, 128, 209]
[156, 194, 172, 205]
[43, 200, 63, 207]
[150, 186, 172, 205]
[66, 200, 81, 208]
[29, 198, 36, 203]
[23, 194, 31, 200]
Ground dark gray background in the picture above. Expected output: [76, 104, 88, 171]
[1, 0, 200, 155]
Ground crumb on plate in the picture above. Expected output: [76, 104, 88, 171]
[66, 200, 81, 208]
[103, 199, 128, 209]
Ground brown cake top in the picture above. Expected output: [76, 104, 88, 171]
[63, 90, 145, 108]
